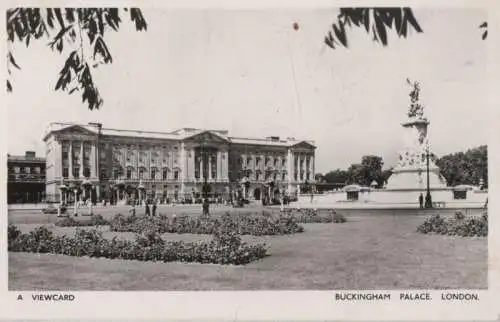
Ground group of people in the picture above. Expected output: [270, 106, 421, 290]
[129, 199, 158, 216]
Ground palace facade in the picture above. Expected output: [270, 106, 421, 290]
[44, 122, 316, 203]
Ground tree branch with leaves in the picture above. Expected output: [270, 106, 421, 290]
[325, 8, 487, 50]
[6, 8, 147, 110]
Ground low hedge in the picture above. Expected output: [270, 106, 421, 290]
[55, 215, 108, 227]
[417, 211, 488, 237]
[290, 209, 347, 223]
[109, 211, 304, 236]
[8, 225, 268, 265]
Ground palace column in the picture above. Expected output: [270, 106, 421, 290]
[188, 147, 195, 181]
[217, 150, 222, 181]
[302, 154, 307, 182]
[208, 152, 212, 180]
[297, 153, 301, 182]
[287, 148, 293, 192]
[69, 140, 73, 179]
[222, 149, 229, 181]
[200, 155, 204, 180]
[180, 142, 186, 193]
[310, 154, 315, 181]
[91, 142, 97, 179]
[79, 141, 84, 178]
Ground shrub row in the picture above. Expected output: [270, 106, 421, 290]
[8, 225, 268, 265]
[55, 215, 108, 227]
[288, 209, 347, 223]
[417, 211, 488, 237]
[108, 212, 305, 236]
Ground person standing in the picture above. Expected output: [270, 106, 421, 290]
[145, 202, 151, 216]
[152, 201, 157, 217]
[202, 198, 210, 216]
[419, 193, 424, 209]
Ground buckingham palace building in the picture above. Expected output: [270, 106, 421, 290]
[44, 122, 316, 203]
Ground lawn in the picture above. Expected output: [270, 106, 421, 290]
[8, 211, 487, 290]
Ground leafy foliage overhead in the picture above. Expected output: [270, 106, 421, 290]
[325, 8, 423, 49]
[6, 8, 147, 110]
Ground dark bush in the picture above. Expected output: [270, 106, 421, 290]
[8, 224, 268, 265]
[8, 225, 22, 245]
[108, 211, 304, 236]
[291, 209, 347, 223]
[55, 214, 109, 227]
[454, 211, 465, 220]
[417, 213, 487, 237]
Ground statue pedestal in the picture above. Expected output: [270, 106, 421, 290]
[386, 116, 447, 190]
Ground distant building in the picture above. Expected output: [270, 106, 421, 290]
[44, 122, 316, 203]
[7, 151, 46, 204]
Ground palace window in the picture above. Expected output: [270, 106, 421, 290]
[347, 191, 359, 201]
[127, 168, 132, 180]
[63, 168, 69, 178]
[162, 168, 168, 180]
[255, 158, 260, 166]
[14, 167, 20, 174]
[453, 190, 467, 200]
[294, 171, 298, 181]
[174, 170, 179, 180]
[34, 167, 41, 174]
[73, 167, 79, 178]
[139, 168, 145, 179]
[282, 159, 286, 167]
[114, 168, 121, 180]
[274, 159, 279, 167]
[100, 169, 108, 180]
[151, 168, 157, 180]
[62, 151, 68, 159]
[282, 173, 286, 181]
[83, 168, 91, 178]
[25, 167, 31, 174]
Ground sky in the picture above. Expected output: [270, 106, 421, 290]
[5, 8, 489, 173]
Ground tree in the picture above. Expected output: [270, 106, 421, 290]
[315, 173, 325, 183]
[346, 163, 365, 185]
[325, 8, 486, 50]
[6, 8, 147, 110]
[380, 168, 393, 187]
[436, 145, 488, 187]
[323, 169, 349, 184]
[361, 155, 384, 186]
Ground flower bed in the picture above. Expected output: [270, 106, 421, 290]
[8, 225, 268, 265]
[417, 211, 488, 237]
[108, 211, 305, 236]
[55, 215, 108, 227]
[290, 209, 347, 223]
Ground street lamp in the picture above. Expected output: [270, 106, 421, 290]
[138, 180, 145, 205]
[58, 184, 67, 217]
[424, 147, 433, 208]
[82, 179, 93, 216]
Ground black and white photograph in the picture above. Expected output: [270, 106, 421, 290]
[2, 2, 497, 320]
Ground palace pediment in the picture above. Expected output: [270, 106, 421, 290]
[55, 125, 97, 137]
[291, 141, 316, 150]
[184, 130, 229, 145]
